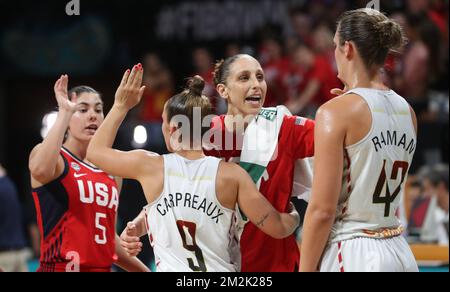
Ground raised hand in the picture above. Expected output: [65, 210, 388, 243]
[114, 63, 146, 111]
[54, 75, 78, 113]
[120, 222, 143, 257]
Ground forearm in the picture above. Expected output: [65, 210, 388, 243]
[299, 206, 335, 272]
[29, 224, 41, 257]
[114, 235, 150, 272]
[29, 110, 72, 174]
[87, 105, 128, 160]
[280, 212, 300, 237]
[251, 209, 298, 239]
[131, 210, 147, 237]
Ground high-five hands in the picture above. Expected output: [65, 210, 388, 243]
[54, 75, 79, 113]
[114, 63, 146, 111]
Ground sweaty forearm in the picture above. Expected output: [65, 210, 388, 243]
[29, 110, 72, 175]
[132, 210, 148, 237]
[87, 105, 128, 160]
[299, 207, 335, 272]
[253, 210, 299, 239]
[280, 212, 300, 237]
[115, 235, 150, 272]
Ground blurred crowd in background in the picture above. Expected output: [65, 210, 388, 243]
[0, 0, 448, 271]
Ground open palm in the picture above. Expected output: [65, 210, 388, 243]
[114, 64, 146, 111]
[54, 75, 78, 113]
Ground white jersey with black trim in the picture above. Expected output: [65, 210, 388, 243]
[144, 154, 240, 272]
[330, 88, 417, 243]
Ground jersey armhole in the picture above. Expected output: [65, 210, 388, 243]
[344, 92, 375, 150]
[58, 153, 70, 180]
[32, 153, 69, 192]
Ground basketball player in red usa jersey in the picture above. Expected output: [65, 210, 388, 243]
[29, 68, 149, 272]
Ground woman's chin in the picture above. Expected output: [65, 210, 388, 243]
[245, 107, 262, 117]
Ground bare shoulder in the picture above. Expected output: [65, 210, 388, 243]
[218, 161, 234, 181]
[138, 150, 161, 159]
[29, 143, 43, 159]
[216, 161, 240, 206]
[218, 161, 246, 180]
[323, 93, 367, 112]
[216, 161, 245, 190]
[29, 143, 64, 168]
[318, 94, 368, 124]
[135, 150, 163, 169]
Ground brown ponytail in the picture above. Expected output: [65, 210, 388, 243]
[337, 8, 407, 69]
[166, 76, 213, 144]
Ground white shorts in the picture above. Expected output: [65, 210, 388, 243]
[320, 236, 419, 272]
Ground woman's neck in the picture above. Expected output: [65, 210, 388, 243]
[345, 63, 389, 91]
[175, 150, 205, 160]
[63, 138, 89, 160]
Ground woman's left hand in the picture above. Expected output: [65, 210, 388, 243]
[114, 63, 146, 111]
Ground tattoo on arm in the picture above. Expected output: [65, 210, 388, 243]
[256, 213, 270, 227]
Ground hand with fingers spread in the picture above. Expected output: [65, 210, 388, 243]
[120, 222, 143, 257]
[54, 74, 79, 113]
[114, 63, 146, 111]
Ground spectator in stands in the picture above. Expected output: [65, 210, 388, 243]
[287, 44, 341, 117]
[290, 11, 314, 47]
[137, 53, 174, 153]
[420, 164, 449, 245]
[392, 13, 443, 121]
[312, 23, 337, 74]
[258, 36, 291, 107]
[192, 47, 216, 97]
[0, 163, 29, 272]
[225, 43, 241, 58]
[192, 47, 225, 113]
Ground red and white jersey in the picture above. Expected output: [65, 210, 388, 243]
[32, 147, 119, 272]
[331, 88, 417, 243]
[204, 114, 315, 272]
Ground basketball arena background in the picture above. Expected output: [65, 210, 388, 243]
[0, 0, 448, 272]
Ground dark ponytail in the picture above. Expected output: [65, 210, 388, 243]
[166, 76, 213, 145]
[337, 8, 407, 69]
[186, 76, 205, 97]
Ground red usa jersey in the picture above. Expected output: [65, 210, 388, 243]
[204, 114, 315, 272]
[32, 147, 119, 272]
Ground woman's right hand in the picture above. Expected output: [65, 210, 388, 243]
[120, 222, 143, 257]
[54, 74, 78, 113]
[114, 64, 146, 111]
